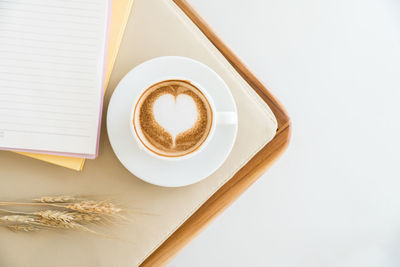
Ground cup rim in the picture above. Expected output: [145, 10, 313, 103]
[130, 78, 217, 161]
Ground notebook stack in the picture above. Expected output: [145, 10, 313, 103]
[0, 0, 134, 170]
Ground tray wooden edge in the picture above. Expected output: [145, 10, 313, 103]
[142, 1, 291, 266]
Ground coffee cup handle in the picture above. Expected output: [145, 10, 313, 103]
[216, 112, 237, 125]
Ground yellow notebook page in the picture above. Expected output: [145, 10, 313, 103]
[15, 0, 134, 171]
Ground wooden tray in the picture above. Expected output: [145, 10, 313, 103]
[142, 1, 291, 265]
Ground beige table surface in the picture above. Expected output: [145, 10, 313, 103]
[0, 0, 277, 266]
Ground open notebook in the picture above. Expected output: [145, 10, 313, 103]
[15, 0, 134, 170]
[0, 0, 111, 158]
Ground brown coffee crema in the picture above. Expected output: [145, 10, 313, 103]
[134, 80, 213, 157]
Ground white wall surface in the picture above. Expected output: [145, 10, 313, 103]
[169, 0, 400, 266]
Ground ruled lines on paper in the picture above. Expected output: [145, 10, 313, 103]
[0, 0, 108, 155]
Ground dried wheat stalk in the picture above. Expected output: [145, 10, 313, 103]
[0, 215, 35, 224]
[34, 210, 74, 223]
[33, 196, 77, 203]
[71, 213, 102, 222]
[0, 196, 125, 238]
[64, 201, 122, 214]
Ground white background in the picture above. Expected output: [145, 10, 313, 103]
[170, 0, 400, 266]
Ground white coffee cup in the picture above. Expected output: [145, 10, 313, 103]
[130, 77, 237, 161]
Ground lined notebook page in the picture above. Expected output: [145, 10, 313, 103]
[0, 0, 109, 158]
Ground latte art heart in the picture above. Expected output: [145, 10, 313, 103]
[153, 94, 198, 144]
[134, 80, 213, 157]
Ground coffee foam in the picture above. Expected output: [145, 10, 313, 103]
[134, 80, 213, 157]
[153, 93, 198, 143]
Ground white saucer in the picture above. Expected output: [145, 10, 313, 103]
[107, 56, 238, 187]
